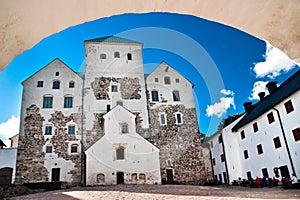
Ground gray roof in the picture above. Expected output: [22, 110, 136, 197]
[232, 69, 300, 132]
[85, 36, 141, 44]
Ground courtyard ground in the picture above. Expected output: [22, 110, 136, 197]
[9, 184, 300, 200]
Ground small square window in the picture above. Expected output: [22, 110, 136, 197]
[55, 72, 59, 76]
[154, 78, 158, 82]
[52, 81, 60, 89]
[37, 81, 44, 87]
[121, 124, 128, 134]
[240, 130, 245, 139]
[244, 150, 249, 159]
[116, 101, 123, 106]
[175, 78, 179, 83]
[164, 77, 171, 84]
[69, 81, 75, 88]
[112, 85, 118, 92]
[253, 122, 258, 132]
[68, 125, 75, 135]
[273, 137, 281, 149]
[267, 112, 275, 124]
[257, 144, 263, 155]
[292, 128, 300, 142]
[284, 100, 294, 114]
[45, 126, 52, 135]
[46, 146, 52, 153]
[71, 144, 78, 153]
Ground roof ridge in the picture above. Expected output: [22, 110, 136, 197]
[85, 36, 141, 44]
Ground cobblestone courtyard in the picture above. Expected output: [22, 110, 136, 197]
[10, 184, 300, 200]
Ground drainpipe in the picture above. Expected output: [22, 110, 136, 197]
[273, 107, 296, 177]
[220, 133, 230, 185]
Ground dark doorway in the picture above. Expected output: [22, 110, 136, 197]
[0, 167, 13, 186]
[166, 169, 173, 183]
[116, 172, 124, 184]
[280, 165, 290, 178]
[51, 168, 60, 182]
[223, 172, 228, 184]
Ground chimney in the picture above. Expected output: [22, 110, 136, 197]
[243, 102, 252, 112]
[258, 92, 265, 100]
[266, 81, 277, 94]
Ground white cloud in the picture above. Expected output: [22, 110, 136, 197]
[206, 89, 235, 118]
[0, 115, 20, 147]
[248, 81, 269, 100]
[253, 41, 296, 79]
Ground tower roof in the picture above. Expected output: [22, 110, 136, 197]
[85, 36, 141, 44]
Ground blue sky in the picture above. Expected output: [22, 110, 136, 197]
[0, 12, 298, 145]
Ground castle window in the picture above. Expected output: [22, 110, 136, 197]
[52, 80, 60, 89]
[292, 128, 300, 142]
[267, 112, 275, 124]
[155, 77, 158, 82]
[240, 130, 245, 139]
[175, 78, 180, 83]
[151, 90, 159, 102]
[212, 158, 216, 165]
[37, 81, 44, 87]
[68, 125, 75, 135]
[116, 147, 125, 160]
[244, 150, 249, 159]
[284, 100, 294, 114]
[45, 126, 52, 135]
[55, 72, 59, 76]
[121, 124, 128, 134]
[71, 144, 78, 153]
[160, 113, 166, 125]
[257, 144, 263, 155]
[100, 53, 107, 59]
[253, 122, 258, 132]
[273, 137, 281, 149]
[127, 53, 132, 60]
[46, 146, 53, 153]
[172, 90, 180, 101]
[114, 52, 120, 58]
[175, 113, 183, 124]
[220, 154, 225, 162]
[218, 135, 222, 143]
[116, 101, 123, 106]
[262, 168, 269, 178]
[43, 96, 53, 108]
[164, 76, 171, 84]
[64, 96, 73, 108]
[111, 85, 118, 92]
[69, 81, 75, 88]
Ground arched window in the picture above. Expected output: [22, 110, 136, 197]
[100, 53, 107, 59]
[116, 147, 125, 160]
[173, 90, 180, 101]
[151, 90, 159, 102]
[164, 76, 171, 84]
[114, 52, 120, 58]
[52, 80, 60, 89]
[127, 53, 132, 60]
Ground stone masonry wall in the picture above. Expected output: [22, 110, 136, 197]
[150, 105, 211, 184]
[15, 105, 48, 184]
[48, 111, 82, 184]
[84, 113, 105, 150]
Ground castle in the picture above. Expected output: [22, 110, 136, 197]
[15, 36, 210, 186]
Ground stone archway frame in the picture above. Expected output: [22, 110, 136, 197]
[1, 0, 300, 71]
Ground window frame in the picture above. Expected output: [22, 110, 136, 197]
[69, 81, 75, 88]
[257, 144, 263, 155]
[37, 81, 44, 87]
[114, 51, 120, 58]
[154, 77, 159, 82]
[220, 154, 225, 162]
[292, 128, 300, 142]
[70, 144, 78, 153]
[151, 90, 159, 102]
[46, 146, 53, 153]
[284, 100, 294, 114]
[164, 76, 171, 85]
[121, 123, 128, 134]
[116, 147, 125, 160]
[68, 125, 75, 135]
[45, 126, 52, 135]
[43, 95, 53, 109]
[172, 90, 180, 102]
[127, 53, 132, 60]
[64, 96, 73, 108]
[52, 80, 60, 89]
[273, 136, 282, 149]
[159, 113, 167, 126]
[175, 112, 183, 124]
[240, 130, 245, 140]
[267, 112, 275, 124]
[111, 85, 118, 92]
[100, 53, 107, 59]
[253, 122, 259, 133]
[244, 150, 249, 159]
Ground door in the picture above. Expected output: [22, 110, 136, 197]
[51, 168, 60, 182]
[280, 165, 290, 178]
[116, 172, 124, 184]
[166, 169, 173, 183]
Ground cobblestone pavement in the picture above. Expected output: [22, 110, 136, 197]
[10, 184, 300, 200]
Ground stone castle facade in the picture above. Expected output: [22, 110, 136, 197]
[15, 36, 211, 186]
